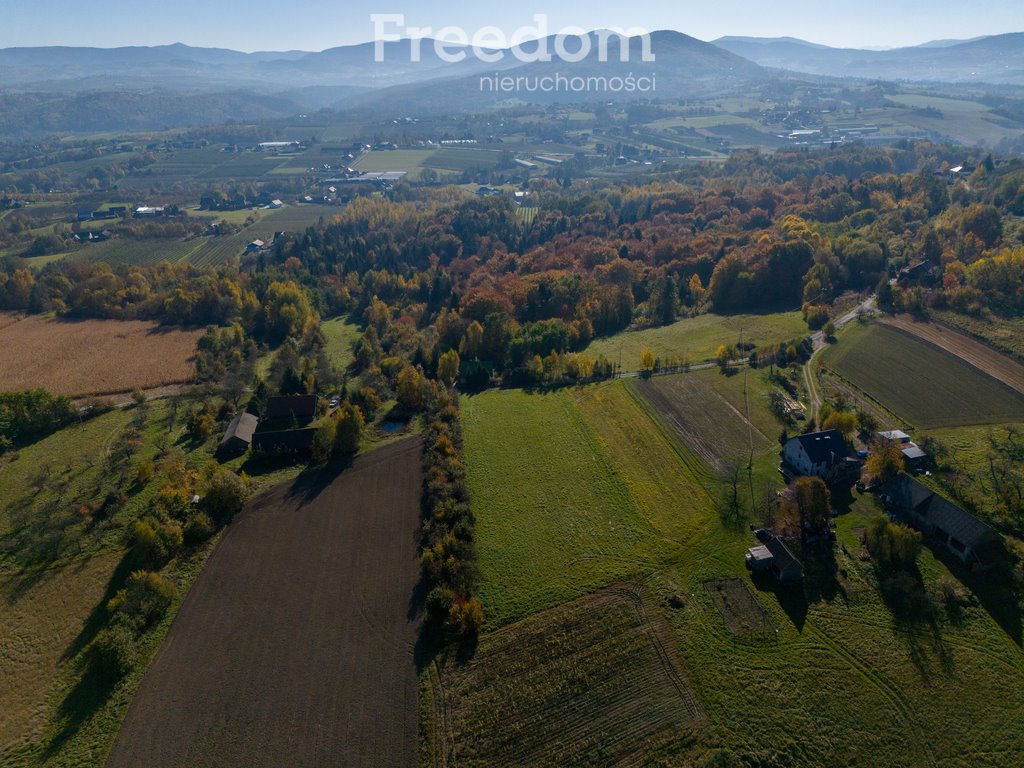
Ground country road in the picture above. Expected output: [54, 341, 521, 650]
[803, 294, 876, 422]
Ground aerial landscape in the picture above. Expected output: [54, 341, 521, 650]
[1, 1, 1024, 766]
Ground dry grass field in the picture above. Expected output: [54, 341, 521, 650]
[106, 437, 423, 768]
[0, 554, 120, 760]
[422, 586, 702, 768]
[0, 313, 202, 397]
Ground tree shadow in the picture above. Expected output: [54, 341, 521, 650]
[60, 552, 136, 663]
[928, 544, 1021, 647]
[281, 454, 356, 507]
[752, 572, 808, 632]
[800, 540, 841, 605]
[874, 561, 956, 682]
[41, 654, 119, 761]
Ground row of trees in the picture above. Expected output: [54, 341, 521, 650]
[421, 387, 483, 636]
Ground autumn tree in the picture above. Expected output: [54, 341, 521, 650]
[202, 467, 249, 525]
[822, 410, 857, 440]
[396, 365, 427, 410]
[792, 476, 831, 534]
[864, 436, 905, 485]
[437, 349, 460, 387]
[640, 346, 655, 373]
[334, 402, 364, 456]
[263, 280, 317, 342]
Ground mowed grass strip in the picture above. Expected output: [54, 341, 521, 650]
[461, 389, 676, 628]
[631, 373, 772, 474]
[572, 381, 716, 541]
[824, 322, 1024, 428]
[427, 588, 701, 768]
[0, 314, 201, 397]
[585, 311, 806, 372]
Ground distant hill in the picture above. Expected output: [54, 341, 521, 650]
[342, 30, 775, 115]
[712, 33, 1024, 85]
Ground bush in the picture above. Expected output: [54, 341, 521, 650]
[449, 596, 484, 634]
[130, 518, 182, 567]
[108, 570, 177, 631]
[183, 511, 215, 545]
[425, 585, 456, 625]
[202, 467, 248, 525]
[91, 624, 138, 680]
[865, 518, 922, 567]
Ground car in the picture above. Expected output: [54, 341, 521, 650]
[329, 398, 339, 408]
[855, 481, 865, 493]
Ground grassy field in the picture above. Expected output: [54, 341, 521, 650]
[932, 310, 1024, 364]
[107, 438, 423, 768]
[0, 400, 225, 767]
[585, 311, 807, 372]
[460, 387, 685, 627]
[823, 322, 1024, 428]
[454, 376, 1024, 766]
[320, 315, 361, 372]
[632, 371, 774, 473]
[422, 147, 504, 172]
[881, 314, 1024, 396]
[0, 314, 201, 397]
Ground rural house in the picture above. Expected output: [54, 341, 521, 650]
[746, 534, 805, 583]
[877, 430, 928, 470]
[251, 395, 320, 456]
[782, 430, 856, 484]
[263, 394, 318, 423]
[884, 472, 1001, 566]
[218, 412, 258, 457]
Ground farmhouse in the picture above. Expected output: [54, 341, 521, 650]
[264, 394, 318, 423]
[884, 472, 1000, 565]
[877, 430, 928, 470]
[251, 395, 320, 456]
[246, 239, 266, 253]
[745, 534, 804, 583]
[782, 429, 856, 484]
[218, 412, 258, 457]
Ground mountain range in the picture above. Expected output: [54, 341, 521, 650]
[0, 31, 1021, 134]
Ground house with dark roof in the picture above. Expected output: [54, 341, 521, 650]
[782, 430, 856, 484]
[217, 412, 258, 457]
[251, 427, 318, 456]
[884, 472, 1000, 565]
[263, 395, 318, 423]
[746, 534, 804, 583]
[250, 395, 320, 457]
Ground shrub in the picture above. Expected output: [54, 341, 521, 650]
[91, 624, 138, 680]
[183, 511, 215, 545]
[108, 570, 177, 630]
[201, 467, 248, 525]
[865, 518, 922, 567]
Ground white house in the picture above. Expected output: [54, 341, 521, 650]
[782, 429, 852, 483]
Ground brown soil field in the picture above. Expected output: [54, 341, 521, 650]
[880, 314, 1024, 396]
[423, 586, 702, 767]
[106, 437, 424, 768]
[0, 313, 202, 397]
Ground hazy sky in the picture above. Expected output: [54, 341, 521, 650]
[1, 0, 1020, 51]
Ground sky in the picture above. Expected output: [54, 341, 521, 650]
[1, 0, 1021, 52]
